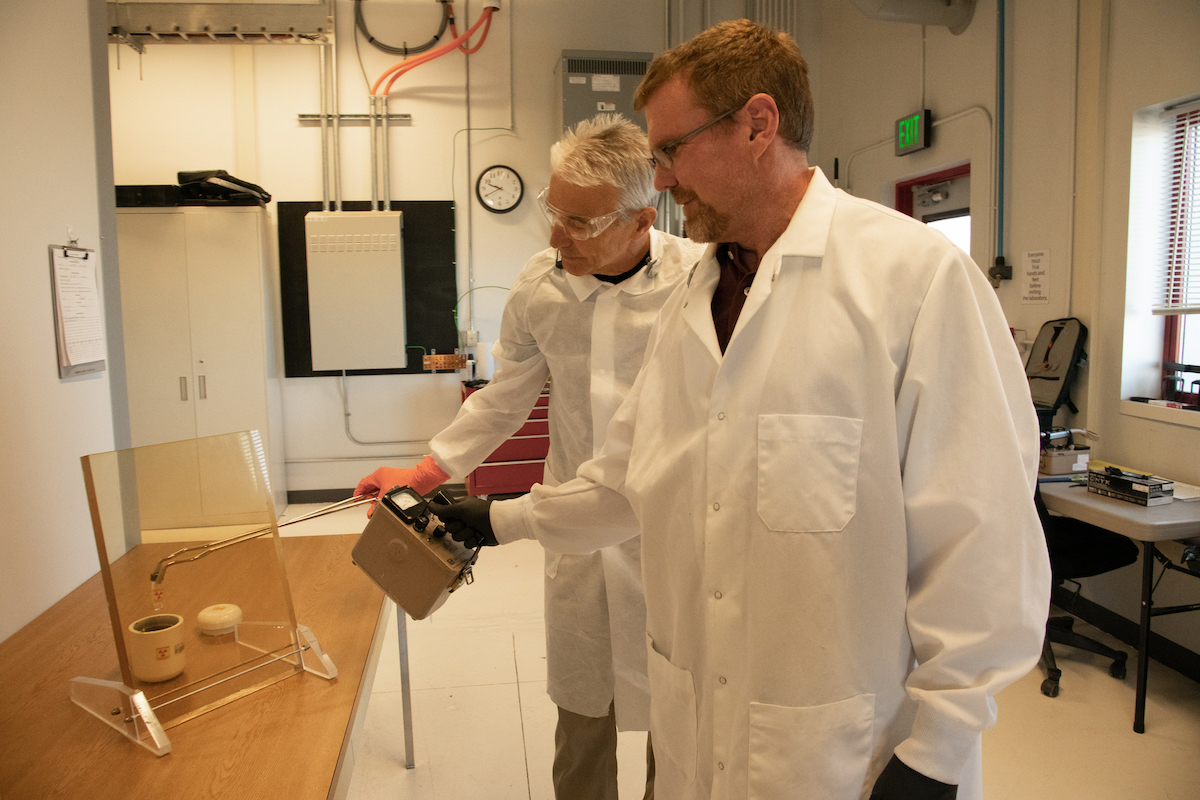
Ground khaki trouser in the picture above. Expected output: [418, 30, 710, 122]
[553, 702, 655, 800]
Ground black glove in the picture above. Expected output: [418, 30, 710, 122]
[869, 755, 957, 800]
[429, 497, 497, 548]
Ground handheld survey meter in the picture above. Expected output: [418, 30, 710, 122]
[352, 486, 478, 620]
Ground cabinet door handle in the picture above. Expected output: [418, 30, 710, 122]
[198, 375, 207, 400]
[180, 377, 188, 401]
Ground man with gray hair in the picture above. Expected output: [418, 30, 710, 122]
[356, 113, 704, 799]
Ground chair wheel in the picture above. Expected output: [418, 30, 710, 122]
[1110, 660, 1127, 680]
[1041, 678, 1060, 697]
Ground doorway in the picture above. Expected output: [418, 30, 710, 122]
[895, 164, 971, 254]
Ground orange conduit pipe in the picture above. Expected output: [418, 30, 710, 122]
[448, 4, 493, 55]
[370, 4, 496, 97]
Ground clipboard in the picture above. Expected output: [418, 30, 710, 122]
[49, 244, 106, 378]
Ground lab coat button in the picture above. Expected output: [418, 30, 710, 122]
[719, 676, 727, 684]
[714, 591, 722, 599]
[717, 412, 726, 420]
[718, 762, 725, 770]
[712, 502, 720, 511]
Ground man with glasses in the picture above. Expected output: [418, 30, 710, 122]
[355, 113, 704, 800]
[435, 19, 1049, 800]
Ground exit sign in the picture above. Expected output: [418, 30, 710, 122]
[895, 110, 932, 156]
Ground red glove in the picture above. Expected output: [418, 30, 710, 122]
[354, 455, 449, 506]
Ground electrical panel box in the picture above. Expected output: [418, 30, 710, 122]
[304, 210, 406, 371]
[561, 50, 653, 132]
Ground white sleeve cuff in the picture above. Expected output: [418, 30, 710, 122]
[892, 703, 983, 786]
[490, 494, 535, 545]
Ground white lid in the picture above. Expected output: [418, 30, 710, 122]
[197, 603, 243, 635]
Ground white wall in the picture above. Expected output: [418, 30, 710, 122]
[817, 0, 1200, 655]
[1074, 0, 1200, 650]
[108, 0, 671, 492]
[816, 0, 1078, 345]
[0, 0, 119, 641]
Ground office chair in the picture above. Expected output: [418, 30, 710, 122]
[1035, 484, 1140, 697]
[1025, 316, 1139, 695]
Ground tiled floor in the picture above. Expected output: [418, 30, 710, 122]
[279, 503, 1200, 799]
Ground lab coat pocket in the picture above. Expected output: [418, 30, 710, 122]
[646, 634, 696, 784]
[748, 694, 874, 800]
[757, 414, 862, 532]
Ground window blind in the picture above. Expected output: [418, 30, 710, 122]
[1156, 107, 1200, 314]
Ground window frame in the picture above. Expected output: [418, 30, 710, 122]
[1159, 105, 1200, 403]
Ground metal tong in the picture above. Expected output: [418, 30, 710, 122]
[149, 494, 376, 601]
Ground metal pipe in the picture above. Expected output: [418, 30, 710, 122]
[331, 2, 343, 211]
[341, 371, 433, 446]
[1064, 0, 1081, 316]
[285, 455, 428, 464]
[464, 1, 475, 333]
[996, 0, 1006, 262]
[319, 43, 330, 211]
[382, 94, 392, 211]
[369, 94, 379, 210]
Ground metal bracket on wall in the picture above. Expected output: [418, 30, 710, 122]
[110, 25, 146, 54]
[298, 113, 413, 126]
[106, 2, 331, 49]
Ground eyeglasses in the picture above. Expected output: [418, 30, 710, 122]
[650, 106, 739, 170]
[537, 187, 629, 240]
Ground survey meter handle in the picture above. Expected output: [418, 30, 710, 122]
[430, 497, 498, 549]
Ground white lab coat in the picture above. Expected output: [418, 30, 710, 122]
[430, 228, 706, 728]
[493, 168, 1051, 798]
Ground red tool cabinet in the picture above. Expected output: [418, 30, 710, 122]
[463, 382, 550, 496]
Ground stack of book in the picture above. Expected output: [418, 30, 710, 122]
[1087, 463, 1174, 506]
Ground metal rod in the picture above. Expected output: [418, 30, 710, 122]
[1150, 602, 1200, 617]
[369, 94, 379, 210]
[1135, 541, 1153, 733]
[382, 94, 392, 211]
[297, 112, 413, 124]
[319, 44, 331, 211]
[330, 3, 343, 211]
[149, 645, 305, 711]
[464, 0, 475, 333]
[397, 606, 415, 768]
[150, 495, 375, 583]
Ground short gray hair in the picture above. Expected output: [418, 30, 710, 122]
[550, 113, 656, 218]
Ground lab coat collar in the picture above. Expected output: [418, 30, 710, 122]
[561, 227, 671, 302]
[767, 166, 836, 265]
[678, 167, 837, 360]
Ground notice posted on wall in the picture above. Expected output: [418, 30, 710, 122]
[591, 74, 621, 92]
[49, 245, 106, 378]
[1021, 249, 1050, 305]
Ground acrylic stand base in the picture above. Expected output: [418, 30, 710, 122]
[69, 676, 171, 757]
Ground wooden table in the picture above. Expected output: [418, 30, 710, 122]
[1040, 481, 1200, 733]
[0, 534, 388, 799]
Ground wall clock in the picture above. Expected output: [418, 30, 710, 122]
[475, 165, 524, 214]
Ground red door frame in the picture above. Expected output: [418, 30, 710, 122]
[895, 163, 972, 217]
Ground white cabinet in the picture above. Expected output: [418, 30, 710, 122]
[116, 206, 286, 514]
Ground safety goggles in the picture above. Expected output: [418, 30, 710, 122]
[537, 187, 629, 240]
[650, 106, 739, 170]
